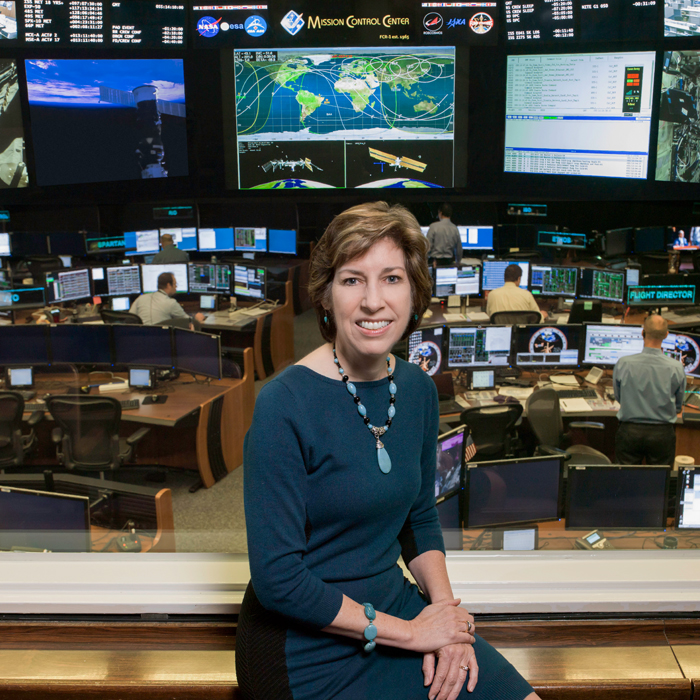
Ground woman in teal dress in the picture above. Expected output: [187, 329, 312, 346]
[237, 202, 539, 700]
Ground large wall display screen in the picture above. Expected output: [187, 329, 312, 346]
[0, 60, 27, 188]
[233, 46, 455, 189]
[504, 52, 655, 180]
[25, 58, 188, 187]
[656, 51, 700, 183]
[665, 0, 700, 36]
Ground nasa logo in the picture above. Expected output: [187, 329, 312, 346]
[281, 10, 305, 35]
[423, 12, 443, 31]
[469, 12, 493, 33]
[245, 15, 267, 36]
[197, 15, 220, 37]
[447, 17, 466, 28]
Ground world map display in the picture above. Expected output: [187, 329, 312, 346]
[233, 47, 455, 189]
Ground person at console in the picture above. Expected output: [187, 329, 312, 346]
[485, 264, 547, 321]
[130, 272, 204, 329]
[152, 233, 189, 263]
[427, 203, 462, 266]
[613, 315, 685, 466]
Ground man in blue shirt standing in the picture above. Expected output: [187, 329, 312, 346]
[613, 315, 686, 466]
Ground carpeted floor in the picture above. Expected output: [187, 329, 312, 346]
[166, 308, 325, 553]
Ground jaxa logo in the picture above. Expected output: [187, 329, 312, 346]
[281, 10, 305, 35]
[447, 17, 466, 28]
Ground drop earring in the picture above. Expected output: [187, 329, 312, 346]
[413, 313, 418, 321]
[324, 312, 328, 324]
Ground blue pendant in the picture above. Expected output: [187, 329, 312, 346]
[378, 446, 392, 474]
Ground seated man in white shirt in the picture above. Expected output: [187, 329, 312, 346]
[130, 272, 205, 329]
[485, 263, 547, 321]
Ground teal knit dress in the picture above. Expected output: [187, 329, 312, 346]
[237, 359, 533, 700]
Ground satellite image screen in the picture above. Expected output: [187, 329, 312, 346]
[233, 46, 455, 189]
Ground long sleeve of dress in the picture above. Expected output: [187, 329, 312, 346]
[397, 378, 445, 565]
[244, 380, 344, 629]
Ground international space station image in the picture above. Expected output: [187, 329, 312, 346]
[368, 147, 427, 173]
[0, 60, 26, 188]
[99, 83, 186, 178]
[261, 157, 323, 174]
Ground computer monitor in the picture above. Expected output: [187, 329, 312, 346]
[604, 228, 633, 257]
[434, 266, 480, 298]
[10, 233, 49, 256]
[59, 256, 72, 268]
[234, 227, 267, 253]
[578, 268, 626, 303]
[47, 232, 85, 256]
[200, 294, 216, 310]
[529, 264, 578, 297]
[124, 229, 160, 256]
[566, 465, 669, 529]
[457, 226, 494, 251]
[677, 467, 700, 530]
[160, 227, 197, 252]
[0, 287, 46, 310]
[626, 268, 640, 287]
[407, 325, 444, 377]
[267, 229, 297, 255]
[141, 263, 188, 294]
[447, 326, 513, 369]
[662, 331, 700, 378]
[513, 325, 582, 369]
[90, 265, 142, 297]
[481, 260, 529, 291]
[420, 226, 429, 237]
[0, 233, 11, 256]
[233, 263, 266, 300]
[465, 456, 563, 528]
[582, 324, 643, 366]
[112, 325, 173, 368]
[187, 263, 231, 295]
[0, 486, 91, 552]
[5, 367, 33, 389]
[174, 328, 222, 379]
[0, 326, 50, 366]
[49, 325, 112, 366]
[537, 231, 587, 250]
[436, 426, 465, 502]
[198, 227, 234, 252]
[111, 296, 130, 312]
[634, 226, 667, 253]
[45, 268, 92, 303]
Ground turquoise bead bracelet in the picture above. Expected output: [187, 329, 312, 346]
[362, 602, 377, 652]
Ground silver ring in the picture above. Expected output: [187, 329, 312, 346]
[459, 665, 469, 672]
[467, 621, 472, 632]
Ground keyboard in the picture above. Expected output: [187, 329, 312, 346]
[120, 399, 140, 410]
[18, 390, 35, 400]
[554, 388, 598, 399]
[24, 401, 46, 413]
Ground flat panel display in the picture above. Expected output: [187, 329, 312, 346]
[447, 325, 512, 368]
[234, 227, 267, 252]
[25, 58, 188, 186]
[529, 264, 577, 297]
[49, 324, 112, 365]
[465, 456, 562, 528]
[45, 268, 91, 303]
[566, 465, 669, 529]
[124, 230, 159, 256]
[198, 227, 234, 252]
[0, 325, 50, 365]
[458, 226, 494, 251]
[233, 263, 266, 299]
[0, 233, 10, 256]
[505, 52, 655, 180]
[91, 265, 141, 297]
[605, 228, 632, 256]
[514, 324, 582, 368]
[578, 268, 625, 303]
[0, 61, 28, 189]
[634, 226, 667, 253]
[112, 324, 173, 367]
[233, 46, 455, 189]
[677, 467, 700, 529]
[0, 486, 90, 552]
[47, 232, 85, 256]
[268, 228, 297, 255]
[434, 265, 480, 297]
[481, 260, 529, 290]
[160, 227, 198, 252]
[436, 426, 464, 502]
[583, 324, 643, 365]
[174, 327, 221, 379]
[141, 263, 188, 293]
[662, 331, 700, 378]
[407, 324, 444, 377]
[188, 263, 231, 294]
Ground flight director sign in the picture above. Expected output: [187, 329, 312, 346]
[627, 285, 696, 307]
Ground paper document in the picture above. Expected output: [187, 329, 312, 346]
[498, 387, 534, 399]
[455, 395, 470, 408]
[560, 398, 593, 413]
[550, 374, 580, 386]
[465, 390, 498, 400]
[444, 313, 466, 323]
[466, 311, 490, 322]
[601, 316, 621, 324]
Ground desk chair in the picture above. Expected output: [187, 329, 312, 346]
[526, 388, 610, 465]
[490, 310, 541, 325]
[45, 395, 150, 477]
[0, 392, 43, 471]
[100, 309, 143, 325]
[459, 404, 523, 461]
[568, 300, 602, 324]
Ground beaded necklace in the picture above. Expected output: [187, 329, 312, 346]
[333, 345, 396, 474]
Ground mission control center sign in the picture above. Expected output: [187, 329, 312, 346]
[192, 1, 498, 48]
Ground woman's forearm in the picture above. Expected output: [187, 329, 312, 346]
[407, 550, 455, 603]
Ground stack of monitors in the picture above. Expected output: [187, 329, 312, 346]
[407, 325, 444, 377]
[446, 326, 512, 369]
[513, 325, 582, 369]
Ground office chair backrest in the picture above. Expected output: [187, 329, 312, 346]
[568, 299, 602, 324]
[490, 310, 541, 325]
[526, 388, 564, 448]
[0, 392, 25, 466]
[100, 309, 143, 325]
[46, 395, 122, 471]
[459, 403, 523, 460]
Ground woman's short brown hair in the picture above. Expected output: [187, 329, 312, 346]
[308, 201, 432, 343]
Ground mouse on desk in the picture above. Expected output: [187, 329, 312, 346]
[116, 533, 142, 553]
